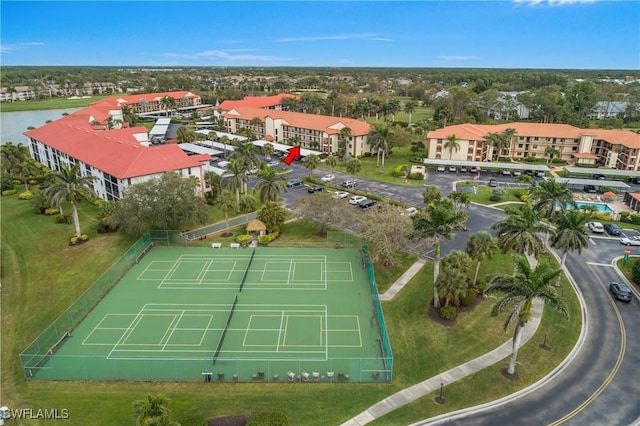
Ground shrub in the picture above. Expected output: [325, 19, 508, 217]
[630, 214, 640, 225]
[460, 289, 479, 306]
[620, 211, 632, 222]
[392, 164, 407, 178]
[439, 306, 457, 321]
[45, 207, 60, 215]
[513, 189, 526, 199]
[632, 259, 640, 284]
[489, 195, 502, 202]
[247, 410, 290, 426]
[257, 232, 279, 245]
[409, 172, 425, 180]
[589, 212, 615, 222]
[2, 189, 17, 196]
[19, 190, 33, 200]
[69, 234, 88, 245]
[520, 194, 530, 202]
[473, 278, 488, 295]
[551, 157, 567, 165]
[235, 234, 253, 246]
[492, 188, 505, 196]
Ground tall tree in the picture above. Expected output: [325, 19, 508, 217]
[338, 127, 351, 158]
[486, 255, 568, 376]
[465, 231, 499, 285]
[436, 268, 468, 308]
[257, 202, 286, 234]
[44, 163, 96, 238]
[294, 191, 354, 235]
[491, 203, 552, 257]
[357, 205, 413, 266]
[448, 191, 471, 210]
[204, 171, 223, 203]
[444, 134, 460, 160]
[529, 178, 576, 219]
[404, 100, 417, 124]
[410, 197, 469, 308]
[422, 185, 442, 205]
[217, 189, 237, 235]
[550, 210, 590, 267]
[303, 154, 320, 176]
[345, 157, 361, 175]
[368, 124, 391, 168]
[224, 159, 248, 212]
[544, 146, 561, 165]
[255, 166, 287, 202]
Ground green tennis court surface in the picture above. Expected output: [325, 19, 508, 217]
[26, 246, 392, 382]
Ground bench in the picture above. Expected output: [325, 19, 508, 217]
[230, 243, 240, 249]
[211, 243, 222, 249]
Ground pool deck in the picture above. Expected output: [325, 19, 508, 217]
[573, 195, 633, 214]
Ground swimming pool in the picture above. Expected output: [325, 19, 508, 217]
[555, 201, 615, 213]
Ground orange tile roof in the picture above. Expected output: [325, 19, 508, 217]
[216, 94, 298, 111]
[588, 128, 640, 149]
[107, 91, 199, 107]
[224, 107, 371, 136]
[24, 113, 208, 180]
[629, 193, 640, 202]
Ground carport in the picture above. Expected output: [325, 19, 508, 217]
[422, 159, 550, 172]
[545, 177, 630, 192]
[564, 166, 640, 181]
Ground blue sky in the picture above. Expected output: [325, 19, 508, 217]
[1, 1, 638, 69]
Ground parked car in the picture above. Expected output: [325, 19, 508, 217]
[609, 281, 632, 302]
[460, 166, 468, 173]
[349, 195, 367, 205]
[307, 185, 324, 193]
[587, 222, 605, 233]
[264, 155, 272, 162]
[620, 237, 640, 246]
[436, 165, 446, 172]
[267, 160, 280, 167]
[603, 223, 622, 236]
[584, 185, 597, 193]
[524, 170, 534, 176]
[448, 165, 457, 172]
[358, 198, 377, 209]
[286, 178, 303, 187]
[469, 166, 478, 173]
[246, 167, 259, 175]
[534, 170, 546, 178]
[332, 191, 350, 199]
[501, 168, 511, 175]
[320, 174, 335, 182]
[512, 170, 522, 176]
[488, 178, 498, 187]
[341, 180, 356, 188]
[593, 174, 606, 180]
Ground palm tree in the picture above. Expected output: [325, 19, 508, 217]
[159, 96, 176, 116]
[338, 127, 351, 158]
[133, 394, 175, 426]
[436, 268, 468, 307]
[483, 132, 509, 161]
[410, 198, 469, 308]
[550, 210, 590, 267]
[11, 160, 34, 191]
[44, 163, 96, 238]
[261, 143, 275, 157]
[491, 203, 552, 257]
[486, 255, 568, 376]
[448, 191, 471, 210]
[444, 134, 460, 160]
[422, 185, 442, 205]
[217, 189, 237, 235]
[255, 166, 287, 202]
[404, 100, 417, 124]
[303, 154, 319, 176]
[204, 171, 223, 203]
[287, 135, 301, 147]
[368, 125, 391, 168]
[325, 154, 338, 169]
[545, 146, 561, 165]
[441, 250, 471, 275]
[345, 157, 361, 175]
[176, 126, 195, 143]
[529, 178, 576, 219]
[224, 159, 248, 212]
[230, 141, 260, 193]
[465, 231, 499, 285]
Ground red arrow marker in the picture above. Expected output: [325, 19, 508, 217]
[283, 146, 301, 165]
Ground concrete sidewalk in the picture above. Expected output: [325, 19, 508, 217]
[341, 255, 544, 426]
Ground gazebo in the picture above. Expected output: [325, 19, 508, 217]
[246, 219, 267, 236]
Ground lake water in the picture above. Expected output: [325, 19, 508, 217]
[0, 108, 81, 145]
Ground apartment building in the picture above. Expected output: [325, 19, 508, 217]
[24, 92, 210, 201]
[221, 106, 371, 157]
[426, 123, 640, 170]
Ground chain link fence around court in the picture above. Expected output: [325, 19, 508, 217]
[19, 233, 152, 378]
[20, 231, 393, 382]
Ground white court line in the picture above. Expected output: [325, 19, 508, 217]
[287, 259, 293, 286]
[276, 310, 285, 352]
[107, 309, 145, 359]
[586, 262, 615, 267]
[162, 310, 185, 351]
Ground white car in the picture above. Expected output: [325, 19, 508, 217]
[501, 168, 511, 175]
[620, 237, 640, 246]
[349, 195, 367, 205]
[332, 191, 350, 199]
[587, 222, 605, 233]
[321, 174, 335, 183]
[267, 161, 280, 167]
[436, 165, 446, 172]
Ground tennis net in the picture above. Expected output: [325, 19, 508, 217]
[212, 294, 238, 365]
[239, 248, 256, 292]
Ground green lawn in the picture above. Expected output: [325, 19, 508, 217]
[0, 95, 114, 112]
[1, 192, 582, 425]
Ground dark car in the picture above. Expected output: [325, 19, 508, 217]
[593, 174, 606, 180]
[286, 178, 303, 187]
[358, 198, 377, 209]
[603, 223, 622, 236]
[488, 178, 498, 187]
[609, 282, 632, 302]
[307, 185, 324, 193]
[584, 185, 597, 193]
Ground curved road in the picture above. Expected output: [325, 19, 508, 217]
[276, 162, 640, 425]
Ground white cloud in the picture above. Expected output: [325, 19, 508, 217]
[276, 33, 376, 43]
[439, 55, 481, 61]
[514, 0, 596, 6]
[0, 42, 44, 53]
[369, 38, 393, 42]
[164, 49, 288, 63]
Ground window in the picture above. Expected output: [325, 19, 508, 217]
[518, 144, 523, 148]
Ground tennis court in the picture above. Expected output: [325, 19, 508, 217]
[23, 244, 392, 382]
